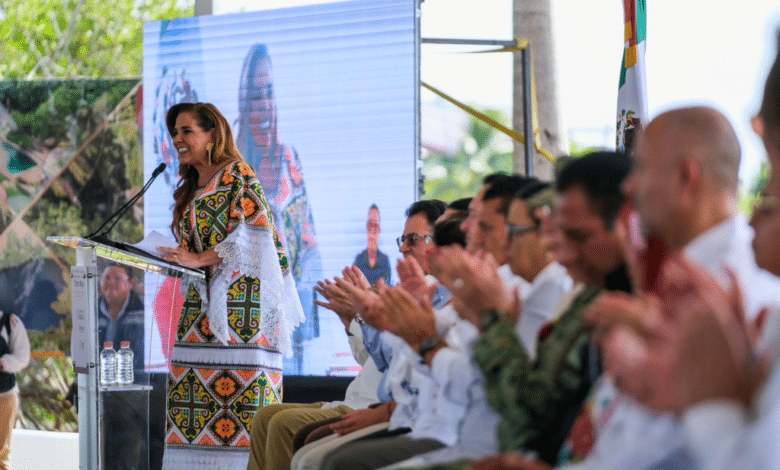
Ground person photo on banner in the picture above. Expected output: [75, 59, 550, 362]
[157, 102, 304, 469]
[353, 204, 392, 287]
[235, 44, 323, 374]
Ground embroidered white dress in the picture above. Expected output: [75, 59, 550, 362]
[163, 160, 304, 470]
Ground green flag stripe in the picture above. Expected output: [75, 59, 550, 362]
[618, 52, 627, 89]
[636, 0, 647, 44]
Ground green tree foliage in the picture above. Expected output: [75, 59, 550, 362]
[0, 0, 194, 79]
[7, 82, 145, 432]
[568, 140, 600, 158]
[0, 80, 132, 148]
[740, 159, 770, 215]
[26, 201, 88, 267]
[423, 108, 514, 201]
[0, 79, 143, 257]
[17, 323, 77, 431]
[0, 231, 47, 270]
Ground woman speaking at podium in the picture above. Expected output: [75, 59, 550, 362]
[158, 102, 304, 469]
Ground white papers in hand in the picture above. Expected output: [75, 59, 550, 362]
[130, 230, 178, 258]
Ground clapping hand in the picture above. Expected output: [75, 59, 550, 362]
[314, 277, 356, 328]
[378, 286, 437, 353]
[586, 254, 767, 413]
[430, 245, 515, 328]
[585, 291, 676, 410]
[657, 256, 766, 409]
[314, 265, 390, 330]
[396, 256, 438, 306]
[335, 273, 389, 331]
[342, 265, 372, 290]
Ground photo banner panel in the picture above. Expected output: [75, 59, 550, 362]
[143, 0, 418, 375]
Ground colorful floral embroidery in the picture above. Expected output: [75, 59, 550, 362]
[166, 161, 285, 456]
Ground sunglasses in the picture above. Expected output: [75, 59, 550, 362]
[506, 223, 536, 238]
[396, 233, 433, 248]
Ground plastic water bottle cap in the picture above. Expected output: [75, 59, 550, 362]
[104, 342, 113, 348]
[120, 341, 130, 348]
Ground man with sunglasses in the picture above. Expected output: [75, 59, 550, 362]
[397, 200, 447, 275]
[568, 107, 780, 470]
[246, 199, 446, 470]
[504, 182, 572, 355]
[377, 152, 631, 470]
[497, 108, 780, 470]
[473, 175, 535, 299]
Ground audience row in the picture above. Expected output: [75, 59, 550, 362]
[244, 31, 780, 470]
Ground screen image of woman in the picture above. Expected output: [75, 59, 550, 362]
[158, 102, 304, 469]
[236, 44, 323, 374]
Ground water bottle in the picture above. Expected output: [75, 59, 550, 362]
[99, 342, 117, 387]
[116, 341, 134, 386]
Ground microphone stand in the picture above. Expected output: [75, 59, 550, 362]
[86, 163, 167, 246]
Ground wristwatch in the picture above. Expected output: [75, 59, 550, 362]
[418, 336, 441, 361]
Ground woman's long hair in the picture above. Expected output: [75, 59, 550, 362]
[165, 102, 243, 235]
[235, 43, 276, 157]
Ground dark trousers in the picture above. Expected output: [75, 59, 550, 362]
[321, 435, 446, 470]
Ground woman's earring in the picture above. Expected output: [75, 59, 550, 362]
[206, 142, 214, 165]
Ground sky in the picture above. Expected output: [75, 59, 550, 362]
[214, 0, 780, 189]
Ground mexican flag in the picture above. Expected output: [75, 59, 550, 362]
[616, 0, 648, 155]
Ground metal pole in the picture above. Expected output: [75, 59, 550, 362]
[521, 45, 534, 177]
[75, 247, 98, 470]
[421, 38, 517, 47]
[421, 37, 536, 175]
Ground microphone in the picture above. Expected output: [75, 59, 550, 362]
[86, 163, 167, 244]
[151, 162, 167, 178]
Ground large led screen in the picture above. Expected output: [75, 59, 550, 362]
[143, 0, 419, 375]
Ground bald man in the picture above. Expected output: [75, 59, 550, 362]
[553, 107, 780, 470]
[627, 107, 740, 247]
[622, 106, 779, 317]
[471, 107, 780, 470]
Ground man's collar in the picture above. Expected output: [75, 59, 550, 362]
[684, 213, 742, 264]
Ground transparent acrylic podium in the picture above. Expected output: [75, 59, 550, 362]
[48, 237, 204, 470]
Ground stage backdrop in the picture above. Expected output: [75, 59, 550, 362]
[143, 0, 419, 375]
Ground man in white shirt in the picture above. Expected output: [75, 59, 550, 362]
[475, 106, 780, 470]
[462, 174, 533, 298]
[376, 181, 573, 470]
[504, 182, 572, 355]
[570, 106, 780, 470]
[580, 46, 780, 470]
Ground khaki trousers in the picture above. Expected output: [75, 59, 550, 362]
[246, 402, 352, 470]
[0, 393, 18, 470]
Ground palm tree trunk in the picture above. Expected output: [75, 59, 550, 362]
[195, 0, 212, 16]
[513, 0, 567, 180]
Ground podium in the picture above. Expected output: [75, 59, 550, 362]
[48, 237, 204, 470]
